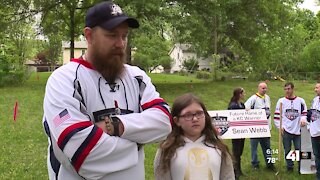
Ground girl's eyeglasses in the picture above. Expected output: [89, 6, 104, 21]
[179, 111, 205, 121]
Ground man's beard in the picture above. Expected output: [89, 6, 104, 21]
[90, 48, 125, 83]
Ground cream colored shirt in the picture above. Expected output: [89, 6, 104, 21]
[154, 135, 235, 180]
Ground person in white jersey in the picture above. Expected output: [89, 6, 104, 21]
[42, 1, 172, 179]
[245, 82, 275, 171]
[154, 93, 234, 180]
[274, 82, 307, 172]
[307, 83, 320, 179]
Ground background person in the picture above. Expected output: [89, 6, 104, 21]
[307, 83, 320, 179]
[245, 82, 275, 171]
[42, 1, 171, 179]
[274, 82, 307, 172]
[228, 87, 246, 179]
[154, 93, 234, 180]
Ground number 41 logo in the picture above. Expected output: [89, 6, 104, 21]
[286, 150, 300, 161]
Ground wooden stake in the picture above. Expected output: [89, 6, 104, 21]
[277, 102, 283, 179]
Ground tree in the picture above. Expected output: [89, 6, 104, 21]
[115, 0, 177, 67]
[182, 58, 199, 73]
[0, 0, 37, 71]
[3, 0, 317, 79]
[169, 0, 302, 76]
[33, 0, 95, 59]
[9, 22, 37, 69]
[301, 40, 320, 72]
[249, 7, 317, 79]
[131, 24, 172, 72]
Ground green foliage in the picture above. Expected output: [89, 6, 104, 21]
[33, 0, 101, 58]
[1, 0, 320, 82]
[249, 8, 316, 78]
[148, 73, 205, 83]
[0, 17, 36, 71]
[42, 35, 63, 65]
[301, 40, 320, 72]
[195, 71, 211, 79]
[182, 58, 199, 72]
[172, 0, 294, 56]
[132, 33, 172, 72]
[115, 0, 175, 70]
[0, 53, 13, 73]
[9, 24, 37, 69]
[0, 70, 28, 87]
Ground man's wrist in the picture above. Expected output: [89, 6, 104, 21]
[109, 116, 122, 137]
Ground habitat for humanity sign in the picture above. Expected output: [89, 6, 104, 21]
[208, 109, 271, 139]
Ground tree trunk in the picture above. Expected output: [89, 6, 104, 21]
[213, 15, 218, 80]
[126, 34, 132, 64]
[213, 16, 218, 55]
[69, 8, 75, 59]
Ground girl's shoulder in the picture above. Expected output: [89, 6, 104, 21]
[228, 102, 244, 109]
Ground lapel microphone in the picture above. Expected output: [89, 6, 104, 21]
[108, 83, 119, 92]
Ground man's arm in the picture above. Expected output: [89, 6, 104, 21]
[244, 95, 254, 110]
[273, 99, 281, 129]
[300, 98, 308, 127]
[44, 70, 139, 179]
[116, 69, 172, 144]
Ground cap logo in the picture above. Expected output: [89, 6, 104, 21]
[110, 4, 123, 16]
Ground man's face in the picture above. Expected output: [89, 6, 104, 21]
[314, 83, 320, 96]
[284, 85, 294, 97]
[258, 83, 267, 95]
[89, 22, 129, 83]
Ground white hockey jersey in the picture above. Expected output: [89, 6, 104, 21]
[308, 96, 320, 137]
[244, 93, 272, 130]
[43, 58, 172, 180]
[273, 96, 307, 135]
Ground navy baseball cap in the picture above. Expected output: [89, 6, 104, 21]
[85, 1, 139, 30]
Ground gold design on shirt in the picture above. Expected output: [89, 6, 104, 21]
[184, 148, 213, 180]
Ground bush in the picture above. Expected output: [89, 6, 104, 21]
[0, 70, 28, 87]
[196, 71, 211, 79]
[178, 70, 189, 76]
[182, 58, 199, 73]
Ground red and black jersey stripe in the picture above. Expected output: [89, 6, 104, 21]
[142, 99, 172, 124]
[57, 121, 103, 172]
[58, 121, 93, 150]
[71, 125, 103, 172]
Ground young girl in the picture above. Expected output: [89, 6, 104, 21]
[154, 93, 234, 180]
[228, 87, 246, 179]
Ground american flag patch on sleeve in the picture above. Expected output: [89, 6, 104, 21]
[53, 109, 71, 127]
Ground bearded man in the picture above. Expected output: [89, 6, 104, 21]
[42, 1, 172, 179]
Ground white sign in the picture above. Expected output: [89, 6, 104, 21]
[300, 126, 316, 174]
[208, 109, 271, 139]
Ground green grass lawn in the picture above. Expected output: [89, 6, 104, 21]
[0, 72, 317, 179]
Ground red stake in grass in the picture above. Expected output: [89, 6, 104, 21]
[13, 101, 18, 122]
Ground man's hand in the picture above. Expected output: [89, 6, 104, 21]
[95, 117, 114, 135]
[300, 119, 307, 127]
[95, 116, 124, 136]
[105, 117, 115, 135]
[95, 120, 108, 133]
[281, 128, 284, 135]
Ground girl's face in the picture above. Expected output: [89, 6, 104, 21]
[240, 90, 245, 100]
[174, 102, 206, 141]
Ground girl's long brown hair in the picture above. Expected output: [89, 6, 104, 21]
[157, 93, 231, 173]
[228, 87, 244, 106]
